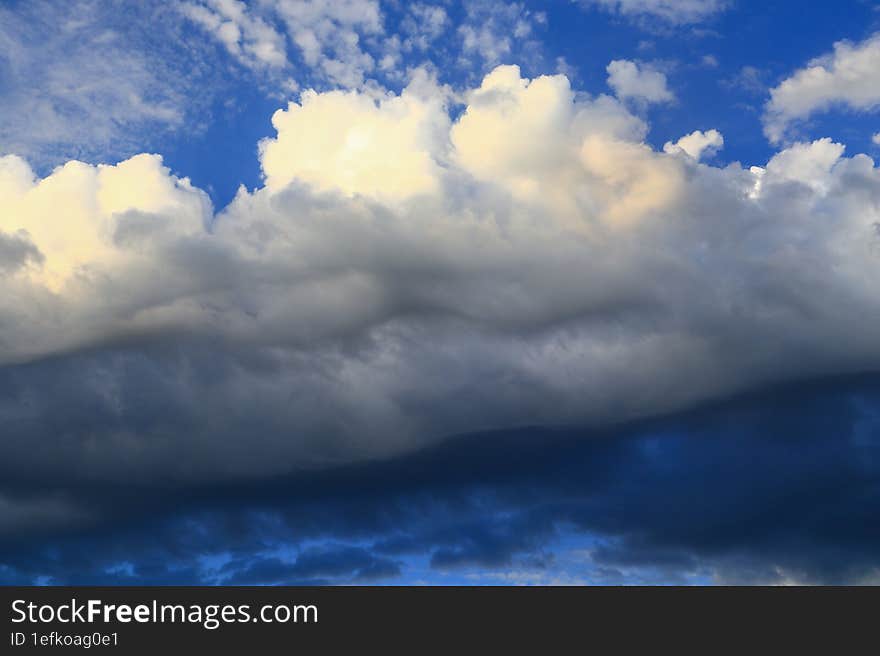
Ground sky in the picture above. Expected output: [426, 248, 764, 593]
[2, 0, 880, 585]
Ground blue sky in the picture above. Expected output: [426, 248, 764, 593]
[3, 0, 880, 585]
[7, 0, 880, 206]
[144, 1, 880, 207]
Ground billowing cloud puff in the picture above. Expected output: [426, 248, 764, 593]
[451, 65, 653, 219]
[761, 137, 846, 194]
[606, 59, 674, 104]
[0, 153, 210, 364]
[0, 153, 208, 289]
[764, 32, 880, 143]
[2, 66, 880, 540]
[663, 129, 723, 161]
[259, 69, 451, 199]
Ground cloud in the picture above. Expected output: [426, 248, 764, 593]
[0, 494, 90, 538]
[2, 65, 880, 565]
[700, 54, 719, 68]
[0, 230, 43, 275]
[760, 137, 846, 194]
[764, 33, 880, 143]
[181, 0, 288, 70]
[0, 0, 223, 168]
[400, 4, 450, 52]
[259, 69, 451, 199]
[606, 59, 675, 104]
[3, 374, 880, 584]
[722, 65, 766, 95]
[0, 153, 209, 295]
[222, 547, 400, 584]
[450, 64, 649, 215]
[580, 0, 727, 24]
[180, 0, 389, 88]
[456, 0, 545, 69]
[271, 0, 383, 88]
[663, 129, 723, 160]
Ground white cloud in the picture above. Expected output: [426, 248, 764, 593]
[457, 0, 545, 68]
[764, 33, 880, 143]
[181, 0, 288, 69]
[2, 66, 880, 488]
[259, 69, 451, 200]
[0, 153, 209, 296]
[400, 4, 450, 51]
[0, 0, 208, 167]
[581, 0, 727, 24]
[451, 65, 665, 223]
[762, 137, 845, 194]
[271, 0, 383, 88]
[179, 0, 390, 88]
[873, 133, 880, 146]
[606, 59, 674, 104]
[663, 129, 723, 160]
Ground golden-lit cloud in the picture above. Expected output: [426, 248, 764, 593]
[259, 71, 450, 200]
[0, 154, 208, 291]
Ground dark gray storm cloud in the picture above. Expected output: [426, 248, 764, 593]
[1, 375, 879, 584]
[0, 230, 42, 274]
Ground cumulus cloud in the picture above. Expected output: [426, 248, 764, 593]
[451, 65, 649, 217]
[663, 129, 723, 160]
[761, 137, 846, 194]
[606, 59, 675, 104]
[0, 153, 209, 295]
[2, 65, 880, 554]
[764, 32, 880, 143]
[259, 69, 451, 199]
[580, 0, 727, 24]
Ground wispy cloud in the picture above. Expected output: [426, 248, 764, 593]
[0, 0, 223, 168]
